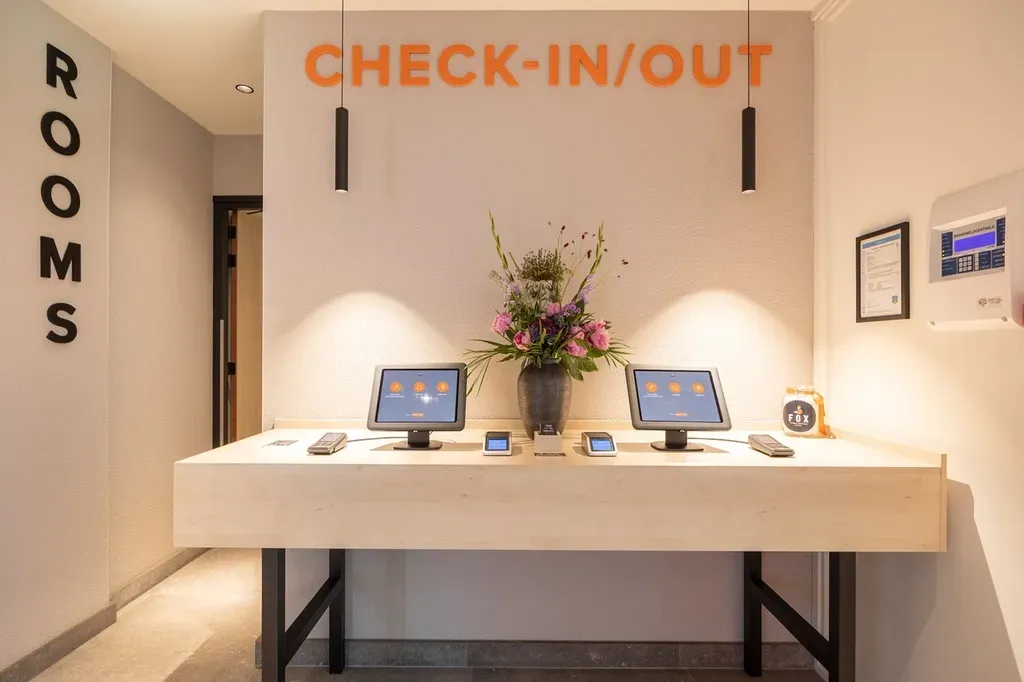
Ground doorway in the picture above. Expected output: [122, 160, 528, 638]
[212, 195, 263, 447]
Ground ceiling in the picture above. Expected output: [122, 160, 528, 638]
[42, 0, 820, 135]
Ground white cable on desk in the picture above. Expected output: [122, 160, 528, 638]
[345, 436, 406, 444]
[346, 436, 459, 445]
[693, 437, 751, 445]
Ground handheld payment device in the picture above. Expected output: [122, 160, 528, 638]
[482, 431, 513, 456]
[307, 432, 348, 455]
[582, 431, 617, 456]
[748, 434, 794, 458]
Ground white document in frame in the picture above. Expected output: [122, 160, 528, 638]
[860, 229, 903, 317]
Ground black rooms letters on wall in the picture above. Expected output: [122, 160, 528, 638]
[40, 43, 84, 344]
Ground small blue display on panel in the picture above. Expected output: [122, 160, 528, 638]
[954, 231, 997, 254]
[941, 231, 954, 257]
[942, 259, 958, 277]
[997, 217, 1006, 246]
[978, 251, 993, 270]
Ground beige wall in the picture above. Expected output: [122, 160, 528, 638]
[213, 134, 262, 196]
[108, 66, 214, 595]
[0, 0, 112, 670]
[815, 0, 1024, 677]
[265, 11, 814, 640]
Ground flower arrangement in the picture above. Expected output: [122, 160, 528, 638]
[465, 213, 629, 393]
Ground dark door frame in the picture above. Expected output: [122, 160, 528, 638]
[212, 195, 262, 448]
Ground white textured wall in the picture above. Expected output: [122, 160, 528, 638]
[213, 135, 263, 196]
[265, 11, 813, 641]
[816, 0, 1024, 677]
[108, 66, 214, 594]
[0, 0, 111, 669]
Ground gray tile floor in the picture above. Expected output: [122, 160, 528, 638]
[265, 670, 820, 681]
[35, 549, 820, 682]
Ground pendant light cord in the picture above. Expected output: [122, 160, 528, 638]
[340, 0, 346, 108]
[745, 0, 753, 106]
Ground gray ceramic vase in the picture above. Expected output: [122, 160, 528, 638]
[517, 359, 572, 438]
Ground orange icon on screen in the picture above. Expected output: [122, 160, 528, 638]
[413, 382, 426, 393]
[411, 412, 424, 418]
[645, 382, 658, 393]
[692, 383, 706, 394]
[389, 382, 403, 393]
[436, 381, 450, 393]
[668, 382, 681, 394]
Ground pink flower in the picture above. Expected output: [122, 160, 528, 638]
[545, 302, 562, 316]
[513, 330, 531, 350]
[566, 341, 586, 357]
[492, 312, 513, 334]
[569, 325, 585, 339]
[588, 327, 610, 351]
[583, 319, 606, 334]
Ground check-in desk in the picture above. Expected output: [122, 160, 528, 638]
[174, 419, 947, 682]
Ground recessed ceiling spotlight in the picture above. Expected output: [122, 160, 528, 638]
[235, 84, 255, 94]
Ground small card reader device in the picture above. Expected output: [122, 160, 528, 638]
[483, 431, 513, 456]
[307, 432, 348, 455]
[748, 434, 794, 457]
[582, 431, 617, 456]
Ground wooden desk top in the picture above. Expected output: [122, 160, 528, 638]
[181, 419, 939, 469]
[173, 420, 946, 553]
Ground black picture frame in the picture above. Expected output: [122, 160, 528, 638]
[856, 221, 911, 323]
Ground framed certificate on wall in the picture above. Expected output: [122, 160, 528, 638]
[856, 221, 910, 322]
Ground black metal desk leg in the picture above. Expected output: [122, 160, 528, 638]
[329, 549, 347, 673]
[828, 552, 856, 682]
[743, 552, 763, 677]
[262, 549, 286, 682]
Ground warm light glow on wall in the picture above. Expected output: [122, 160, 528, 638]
[272, 292, 458, 419]
[631, 290, 808, 419]
[828, 328, 1004, 446]
[634, 290, 800, 356]
[267, 289, 809, 423]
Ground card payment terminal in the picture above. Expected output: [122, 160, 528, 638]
[307, 432, 348, 455]
[582, 432, 617, 456]
[482, 431, 513, 456]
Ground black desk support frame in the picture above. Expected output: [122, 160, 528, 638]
[262, 548, 852, 681]
[744, 551, 855, 681]
[262, 548, 347, 682]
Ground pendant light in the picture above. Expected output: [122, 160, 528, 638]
[335, 0, 349, 193]
[741, 0, 756, 194]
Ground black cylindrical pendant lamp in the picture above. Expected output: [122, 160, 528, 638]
[335, 106, 349, 193]
[334, 0, 349, 193]
[742, 106, 756, 194]
[741, 0, 756, 195]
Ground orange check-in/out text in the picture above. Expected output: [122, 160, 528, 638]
[305, 43, 773, 88]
